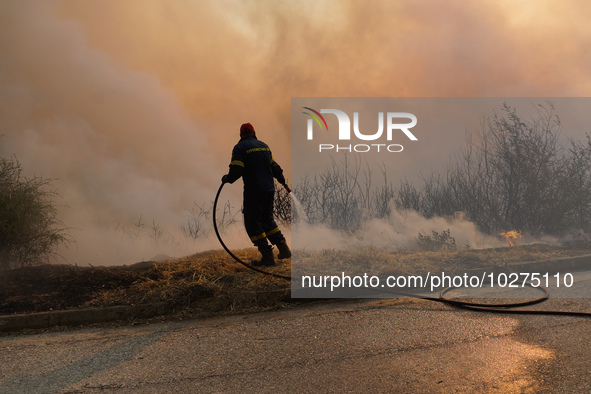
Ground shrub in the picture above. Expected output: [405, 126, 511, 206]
[417, 229, 458, 252]
[293, 156, 391, 232]
[0, 156, 69, 270]
[396, 103, 591, 236]
[273, 180, 292, 226]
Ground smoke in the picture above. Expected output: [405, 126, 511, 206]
[1, 1, 590, 265]
[0, 1, 225, 264]
[292, 204, 506, 252]
[56, 1, 591, 121]
[291, 202, 577, 252]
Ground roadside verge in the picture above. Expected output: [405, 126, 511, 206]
[1, 253, 589, 333]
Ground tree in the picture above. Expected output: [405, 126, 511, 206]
[396, 102, 591, 236]
[0, 156, 69, 270]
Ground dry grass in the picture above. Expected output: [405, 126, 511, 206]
[85, 249, 292, 316]
[1, 242, 590, 320]
[292, 242, 591, 278]
[0, 248, 291, 318]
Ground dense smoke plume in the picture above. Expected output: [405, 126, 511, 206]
[1, 1, 590, 264]
[0, 1, 228, 264]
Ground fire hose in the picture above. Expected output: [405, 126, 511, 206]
[213, 182, 591, 318]
[213, 182, 291, 281]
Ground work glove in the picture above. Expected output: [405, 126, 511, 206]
[221, 174, 229, 184]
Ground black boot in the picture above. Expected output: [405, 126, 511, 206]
[251, 246, 276, 267]
[276, 239, 291, 259]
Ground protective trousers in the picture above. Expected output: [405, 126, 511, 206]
[243, 191, 284, 250]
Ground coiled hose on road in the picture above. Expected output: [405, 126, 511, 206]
[213, 182, 591, 318]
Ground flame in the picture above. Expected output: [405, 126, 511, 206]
[500, 230, 522, 246]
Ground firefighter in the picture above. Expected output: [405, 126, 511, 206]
[221, 123, 291, 266]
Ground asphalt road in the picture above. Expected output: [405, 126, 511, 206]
[1, 272, 590, 393]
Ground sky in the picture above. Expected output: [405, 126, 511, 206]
[1, 0, 591, 265]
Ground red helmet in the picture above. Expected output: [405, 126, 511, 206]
[240, 123, 255, 138]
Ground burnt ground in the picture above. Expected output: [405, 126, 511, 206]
[0, 264, 158, 315]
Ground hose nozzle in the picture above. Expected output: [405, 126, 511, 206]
[283, 184, 291, 193]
